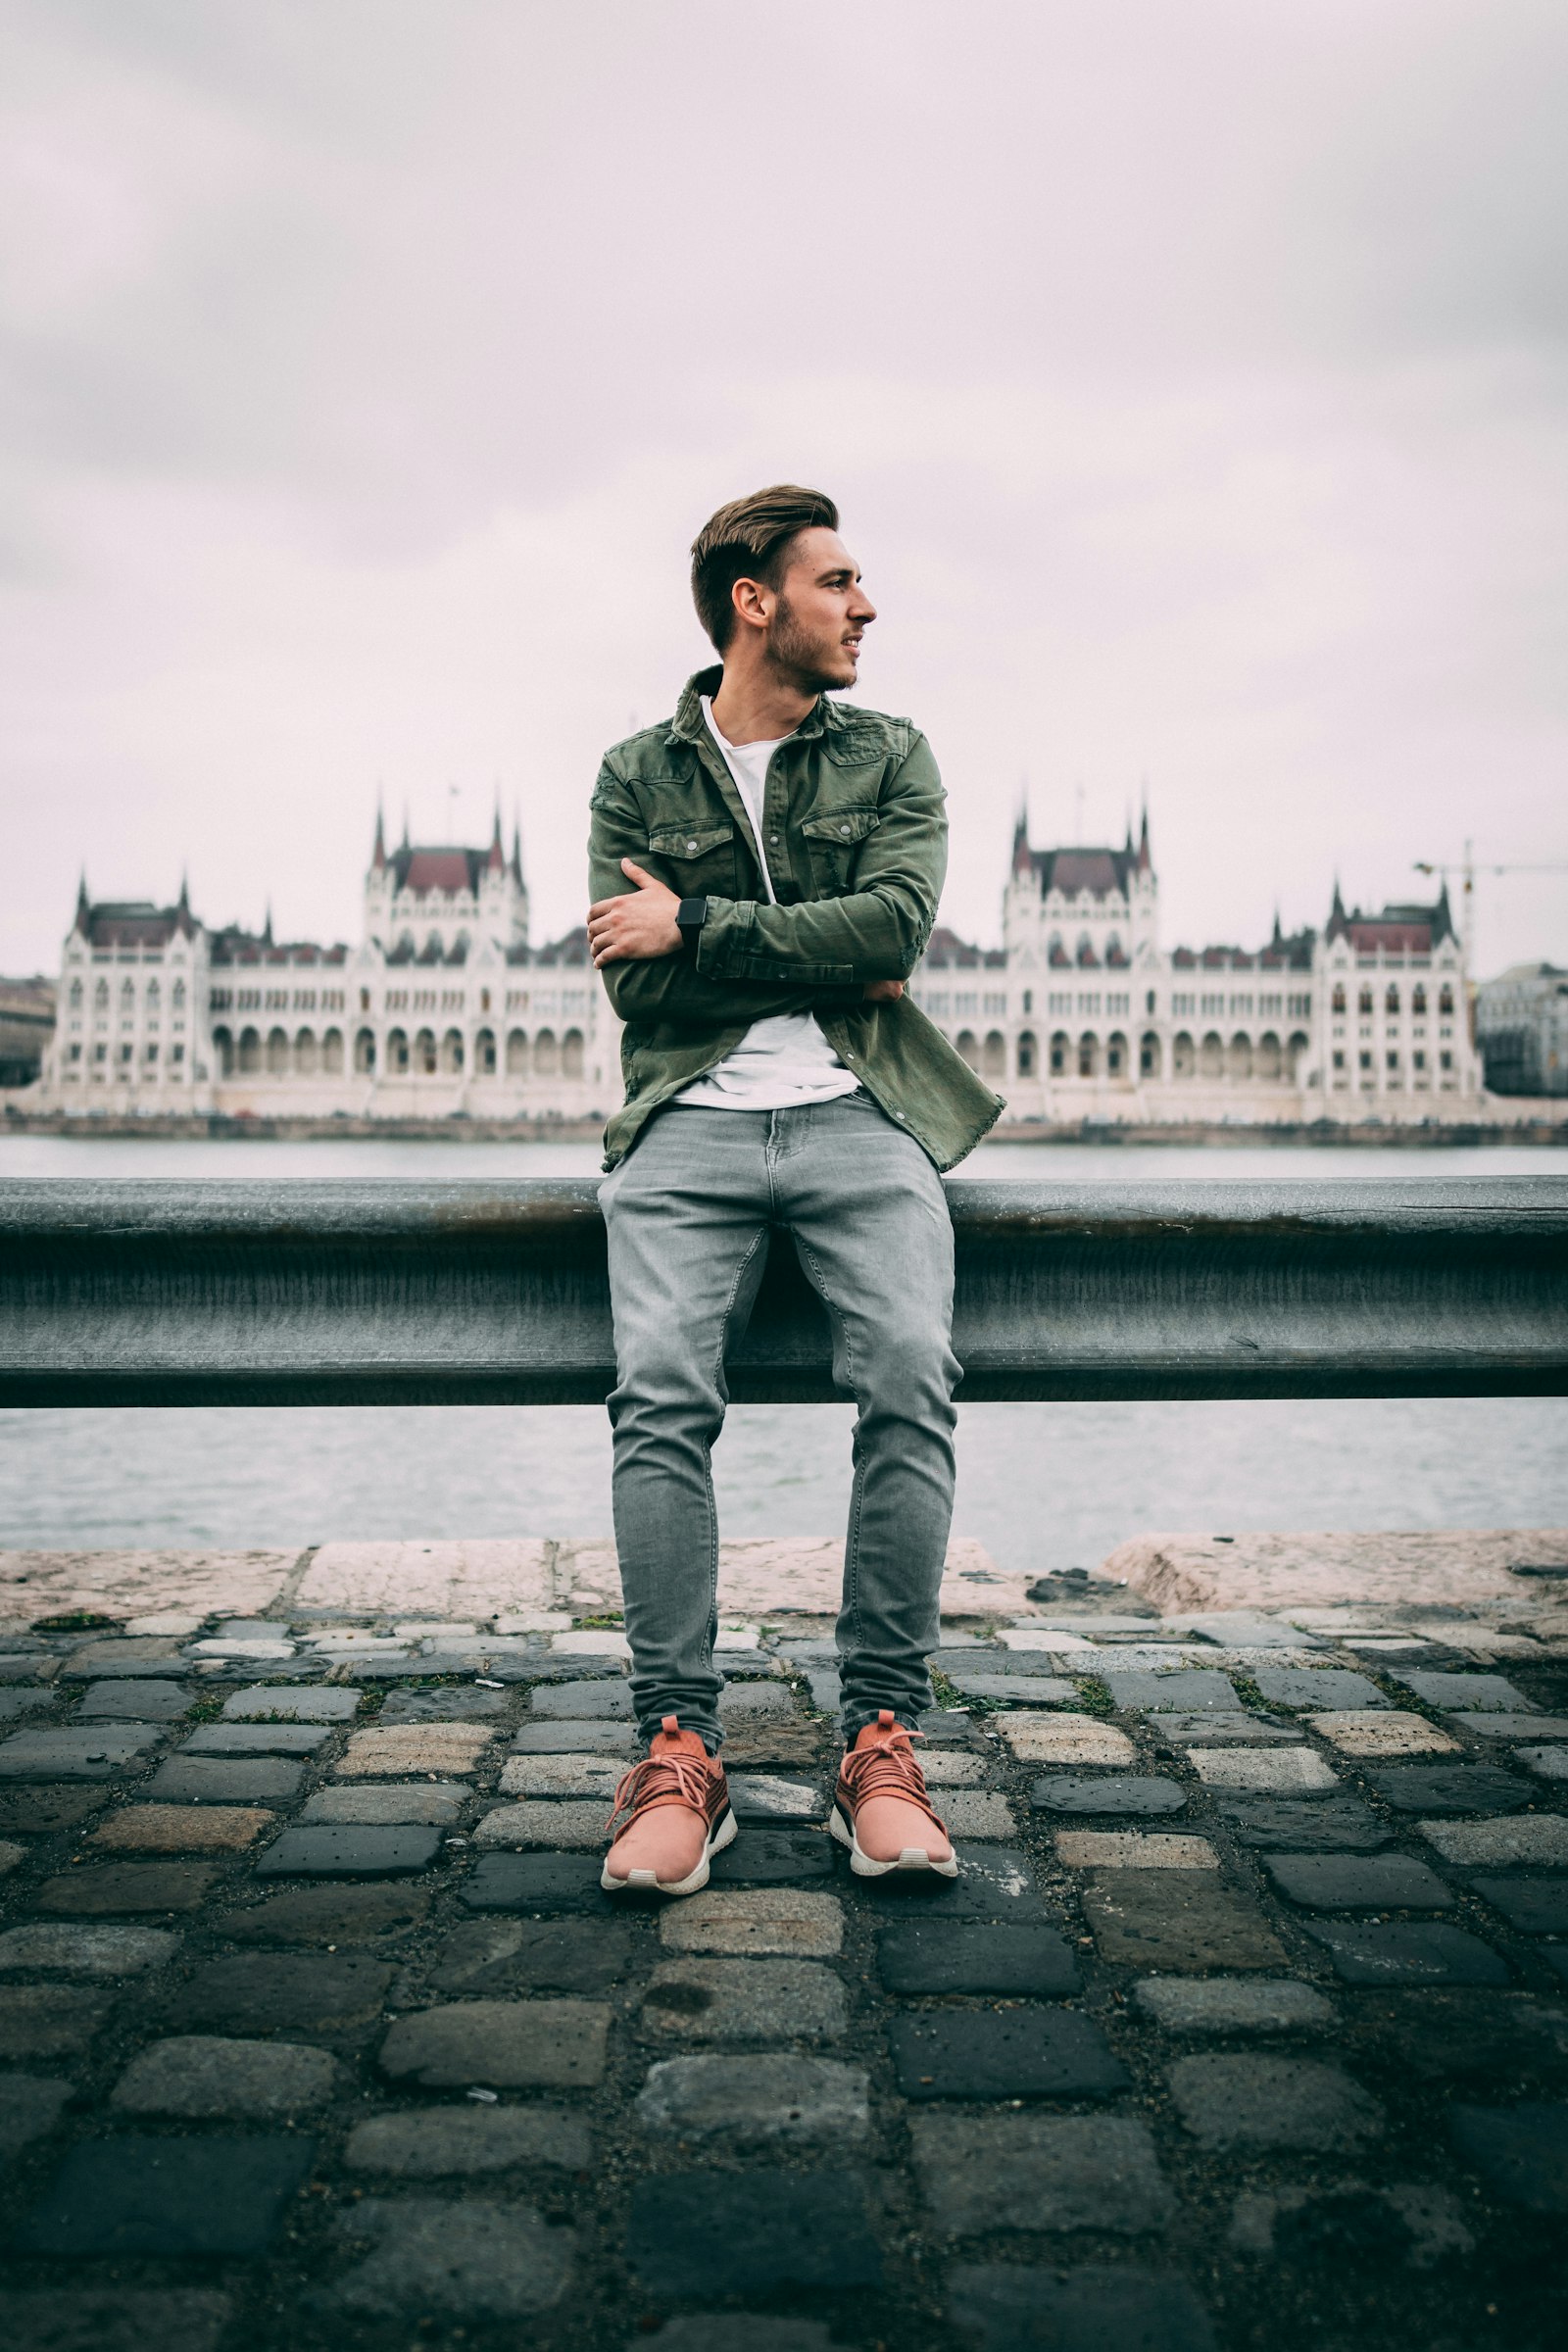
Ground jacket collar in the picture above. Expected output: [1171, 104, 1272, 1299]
[666, 665, 840, 747]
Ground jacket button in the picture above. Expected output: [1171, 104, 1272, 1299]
[840, 823, 852, 836]
[685, 839, 698, 853]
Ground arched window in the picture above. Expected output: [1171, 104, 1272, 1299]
[1358, 987, 1373, 1015]
[294, 1028, 318, 1075]
[1332, 984, 1346, 1014]
[1048, 932, 1064, 964]
[1385, 985, 1400, 1015]
[955, 1029, 979, 1070]
[1227, 1032, 1253, 1081]
[266, 1026, 289, 1075]
[172, 979, 184, 1008]
[1200, 1031, 1224, 1078]
[1412, 984, 1427, 1015]
[354, 1027, 375, 1074]
[440, 1027, 465, 1074]
[360, 988, 371, 1012]
[212, 1025, 234, 1077]
[121, 977, 135, 1004]
[533, 1028, 559, 1075]
[1105, 1030, 1127, 1077]
[322, 1028, 344, 1074]
[506, 1028, 528, 1076]
[1076, 934, 1095, 967]
[1286, 1029, 1310, 1079]
[387, 1027, 410, 1074]
[982, 1030, 1005, 1078]
[238, 1026, 261, 1073]
[415, 1027, 437, 1074]
[145, 978, 160, 1008]
[1140, 1030, 1161, 1078]
[562, 1028, 585, 1078]
[69, 979, 82, 1008]
[1104, 934, 1122, 965]
[1439, 984, 1453, 1015]
[95, 978, 109, 1008]
[1049, 1030, 1068, 1075]
[1255, 1031, 1282, 1080]
[475, 1027, 497, 1075]
[1172, 1030, 1196, 1078]
[1077, 1032, 1099, 1078]
[1016, 1031, 1037, 1078]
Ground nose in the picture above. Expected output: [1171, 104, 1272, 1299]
[850, 586, 876, 622]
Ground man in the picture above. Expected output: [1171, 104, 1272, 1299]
[585, 485, 1002, 1896]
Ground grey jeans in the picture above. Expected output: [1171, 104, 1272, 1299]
[599, 1091, 959, 1751]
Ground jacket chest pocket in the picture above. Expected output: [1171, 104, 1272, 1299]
[647, 820, 739, 896]
[800, 805, 881, 896]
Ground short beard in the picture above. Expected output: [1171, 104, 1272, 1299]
[764, 594, 854, 694]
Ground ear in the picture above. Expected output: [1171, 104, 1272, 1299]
[730, 574, 770, 634]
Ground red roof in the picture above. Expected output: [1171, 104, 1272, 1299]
[402, 850, 477, 895]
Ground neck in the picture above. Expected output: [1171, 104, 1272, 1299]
[709, 644, 819, 746]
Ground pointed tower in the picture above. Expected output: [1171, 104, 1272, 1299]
[263, 903, 274, 949]
[371, 805, 387, 872]
[74, 871, 91, 937]
[1136, 802, 1152, 876]
[486, 805, 505, 874]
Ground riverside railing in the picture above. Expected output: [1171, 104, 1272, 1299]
[0, 1176, 1564, 1407]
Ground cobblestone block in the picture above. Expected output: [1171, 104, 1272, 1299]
[911, 2110, 1173, 2235]
[0, 1984, 113, 2056]
[90, 1804, 274, 1852]
[1419, 1815, 1568, 1868]
[1355, 1987, 1568, 2079]
[1250, 1668, 1388, 1710]
[626, 2169, 881, 2294]
[1451, 1712, 1568, 1740]
[642, 1954, 847, 2041]
[0, 1838, 24, 1874]
[1263, 1853, 1454, 1910]
[1448, 2100, 1568, 2210]
[1366, 1763, 1531, 1814]
[875, 1919, 1080, 1995]
[58, 1641, 183, 1676]
[254, 1825, 444, 1877]
[77, 1681, 191, 1721]
[0, 1788, 104, 1833]
[33, 1862, 216, 1915]
[1101, 1670, 1240, 1712]
[717, 1679, 795, 1718]
[0, 1922, 179, 1976]
[861, 1843, 1049, 1919]
[220, 1686, 359, 1722]
[659, 1887, 843, 1956]
[1169, 2052, 1382, 2149]
[935, 1790, 1016, 1838]
[1216, 1796, 1389, 1850]
[325, 2196, 574, 2316]
[337, 1724, 492, 1776]
[708, 1828, 837, 1884]
[1516, 1744, 1568, 1780]
[1055, 1832, 1217, 1869]
[889, 2007, 1127, 2099]
[945, 1673, 1078, 1705]
[224, 1884, 430, 1943]
[726, 1774, 823, 1821]
[632, 2324, 836, 2352]
[947, 2263, 1217, 2352]
[1187, 1747, 1339, 1791]
[473, 1799, 606, 1848]
[461, 1852, 616, 1913]
[110, 2034, 337, 2117]
[1308, 1710, 1459, 1756]
[343, 2104, 590, 2174]
[994, 1712, 1136, 1764]
[635, 2052, 870, 2144]
[1471, 1877, 1568, 1933]
[529, 1678, 632, 1716]
[510, 1718, 636, 1753]
[180, 1724, 331, 1755]
[1082, 1871, 1286, 1970]
[178, 1951, 393, 2033]
[0, 2074, 71, 2162]
[1302, 1921, 1510, 1984]
[428, 1917, 634, 1993]
[147, 1756, 304, 1804]
[721, 1722, 833, 1769]
[0, 1726, 163, 1779]
[0, 2291, 232, 2352]
[1152, 1712, 1303, 1743]
[378, 1685, 510, 1722]
[380, 1995, 610, 2086]
[497, 1754, 621, 1799]
[1032, 1774, 1187, 1815]
[17, 2135, 316, 2255]
[1133, 1977, 1334, 2034]
[0, 1690, 56, 1720]
[916, 1749, 988, 1785]
[1396, 1670, 1535, 1712]
[300, 1782, 466, 1825]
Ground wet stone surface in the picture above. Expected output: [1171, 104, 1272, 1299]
[1, 1590, 1566, 2349]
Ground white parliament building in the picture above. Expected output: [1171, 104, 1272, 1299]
[36, 806, 1483, 1124]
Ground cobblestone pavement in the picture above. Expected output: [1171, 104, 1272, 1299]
[2, 1580, 1567, 2352]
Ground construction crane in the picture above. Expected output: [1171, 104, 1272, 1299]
[1412, 841, 1568, 975]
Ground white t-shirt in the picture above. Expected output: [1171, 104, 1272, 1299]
[672, 699, 862, 1111]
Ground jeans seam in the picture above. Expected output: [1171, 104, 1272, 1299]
[704, 1221, 768, 1675]
[794, 1235, 867, 1660]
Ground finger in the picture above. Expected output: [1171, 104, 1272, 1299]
[620, 858, 658, 888]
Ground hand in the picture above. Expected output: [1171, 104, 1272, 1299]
[588, 859, 683, 966]
[863, 978, 905, 1002]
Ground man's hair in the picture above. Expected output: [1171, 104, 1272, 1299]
[690, 484, 839, 652]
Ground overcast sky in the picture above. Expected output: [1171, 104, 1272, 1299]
[3, 1, 1565, 979]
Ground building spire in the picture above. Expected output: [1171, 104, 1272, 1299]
[74, 870, 90, 935]
[511, 805, 524, 885]
[263, 901, 274, 948]
[1136, 793, 1152, 875]
[371, 801, 387, 872]
[486, 798, 505, 873]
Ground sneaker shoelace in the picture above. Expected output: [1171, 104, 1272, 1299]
[605, 1746, 715, 1836]
[839, 1729, 941, 1818]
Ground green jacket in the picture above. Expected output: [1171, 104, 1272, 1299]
[588, 665, 1005, 1170]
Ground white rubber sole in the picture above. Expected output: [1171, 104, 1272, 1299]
[601, 1803, 737, 1897]
[829, 1801, 959, 1879]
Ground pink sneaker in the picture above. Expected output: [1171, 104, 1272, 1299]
[830, 1708, 957, 1878]
[601, 1715, 736, 1896]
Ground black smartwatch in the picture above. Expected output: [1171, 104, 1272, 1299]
[676, 896, 709, 956]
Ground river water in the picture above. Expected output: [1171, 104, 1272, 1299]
[3, 1133, 1565, 1572]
